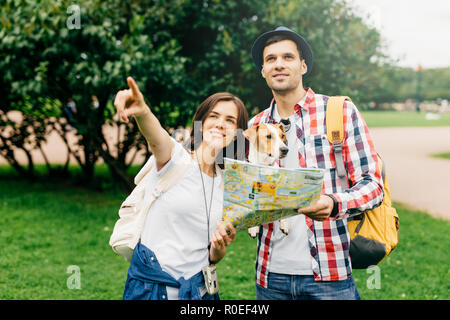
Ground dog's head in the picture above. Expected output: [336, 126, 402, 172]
[243, 124, 288, 165]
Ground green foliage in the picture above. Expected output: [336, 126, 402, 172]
[260, 0, 388, 104]
[409, 67, 450, 101]
[1, 0, 428, 121]
[365, 66, 450, 105]
[431, 152, 450, 160]
[1, 0, 416, 183]
[0, 0, 191, 183]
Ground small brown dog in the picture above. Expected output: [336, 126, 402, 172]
[243, 123, 289, 238]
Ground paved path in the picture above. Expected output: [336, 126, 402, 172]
[370, 127, 450, 220]
[1, 126, 449, 219]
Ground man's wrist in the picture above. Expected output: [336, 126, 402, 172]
[325, 194, 339, 217]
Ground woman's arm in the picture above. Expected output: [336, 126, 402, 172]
[114, 77, 173, 170]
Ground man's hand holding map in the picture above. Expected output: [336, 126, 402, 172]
[222, 158, 325, 231]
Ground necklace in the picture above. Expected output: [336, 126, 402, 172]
[195, 150, 221, 294]
[195, 150, 215, 246]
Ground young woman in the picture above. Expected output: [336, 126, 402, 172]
[114, 77, 248, 300]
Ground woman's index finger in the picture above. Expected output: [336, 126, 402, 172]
[127, 76, 141, 97]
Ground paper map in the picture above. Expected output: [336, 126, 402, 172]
[222, 158, 324, 231]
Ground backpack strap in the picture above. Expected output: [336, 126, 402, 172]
[326, 96, 352, 189]
[380, 154, 386, 183]
[135, 140, 190, 186]
[135, 156, 154, 185]
[152, 150, 192, 197]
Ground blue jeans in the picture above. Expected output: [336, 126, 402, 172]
[256, 272, 361, 300]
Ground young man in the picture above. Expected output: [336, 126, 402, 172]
[249, 26, 384, 300]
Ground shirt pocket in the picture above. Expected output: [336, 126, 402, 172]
[306, 134, 335, 170]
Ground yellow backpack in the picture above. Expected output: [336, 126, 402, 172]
[326, 96, 400, 269]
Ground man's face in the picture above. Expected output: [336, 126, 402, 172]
[261, 40, 307, 93]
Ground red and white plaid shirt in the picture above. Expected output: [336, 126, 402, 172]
[249, 88, 384, 286]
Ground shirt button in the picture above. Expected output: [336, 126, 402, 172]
[310, 247, 317, 256]
[162, 295, 166, 299]
[150, 257, 154, 261]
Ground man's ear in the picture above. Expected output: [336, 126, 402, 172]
[301, 59, 307, 76]
[243, 126, 258, 144]
[261, 66, 266, 79]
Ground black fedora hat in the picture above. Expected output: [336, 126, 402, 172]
[251, 26, 313, 77]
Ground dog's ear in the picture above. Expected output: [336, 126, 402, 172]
[276, 123, 285, 132]
[243, 126, 258, 144]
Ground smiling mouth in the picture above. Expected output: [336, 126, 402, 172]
[209, 130, 225, 138]
[273, 73, 289, 78]
[273, 74, 289, 79]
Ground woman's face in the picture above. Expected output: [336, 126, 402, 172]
[201, 100, 239, 151]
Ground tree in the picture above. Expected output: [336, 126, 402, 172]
[0, 0, 188, 190]
[161, 0, 391, 113]
[1, 0, 391, 190]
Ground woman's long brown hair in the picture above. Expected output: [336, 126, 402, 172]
[185, 92, 248, 168]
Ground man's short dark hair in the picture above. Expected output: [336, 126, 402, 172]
[263, 34, 304, 61]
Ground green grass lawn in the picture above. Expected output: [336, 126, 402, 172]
[0, 169, 449, 300]
[218, 203, 450, 300]
[360, 110, 450, 128]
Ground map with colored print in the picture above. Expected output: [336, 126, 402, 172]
[222, 158, 324, 231]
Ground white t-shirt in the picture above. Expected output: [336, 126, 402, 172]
[269, 104, 313, 275]
[140, 140, 223, 299]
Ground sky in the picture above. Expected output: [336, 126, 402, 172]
[348, 0, 450, 69]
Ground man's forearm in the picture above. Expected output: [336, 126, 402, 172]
[329, 176, 384, 219]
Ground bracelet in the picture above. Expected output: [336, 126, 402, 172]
[325, 194, 339, 217]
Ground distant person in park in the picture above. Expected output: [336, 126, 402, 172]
[64, 98, 77, 131]
[92, 95, 100, 109]
[114, 77, 248, 300]
[248, 26, 384, 300]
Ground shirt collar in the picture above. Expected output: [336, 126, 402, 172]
[269, 87, 315, 121]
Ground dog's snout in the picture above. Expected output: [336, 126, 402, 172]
[280, 146, 289, 157]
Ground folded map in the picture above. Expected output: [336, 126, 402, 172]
[222, 158, 324, 231]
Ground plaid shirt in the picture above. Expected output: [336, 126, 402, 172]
[249, 88, 384, 286]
